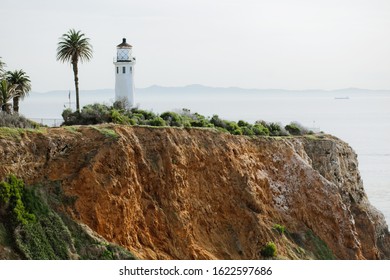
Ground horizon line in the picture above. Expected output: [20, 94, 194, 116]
[31, 84, 390, 94]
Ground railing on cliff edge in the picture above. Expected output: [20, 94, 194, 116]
[30, 118, 63, 128]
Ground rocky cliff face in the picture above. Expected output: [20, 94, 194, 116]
[0, 125, 389, 259]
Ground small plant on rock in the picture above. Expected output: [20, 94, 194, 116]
[261, 241, 277, 258]
[273, 224, 286, 235]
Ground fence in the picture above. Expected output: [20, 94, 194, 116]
[30, 118, 63, 127]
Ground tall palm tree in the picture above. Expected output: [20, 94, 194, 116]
[0, 79, 17, 113]
[0, 57, 6, 79]
[6, 70, 31, 114]
[56, 29, 93, 112]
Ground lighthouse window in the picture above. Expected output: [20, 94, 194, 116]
[122, 67, 126, 74]
[116, 67, 118, 74]
[130, 67, 132, 73]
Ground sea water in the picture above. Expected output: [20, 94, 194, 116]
[21, 90, 390, 224]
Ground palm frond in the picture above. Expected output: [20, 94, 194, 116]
[6, 69, 32, 99]
[0, 79, 17, 104]
[56, 29, 93, 64]
[0, 57, 6, 78]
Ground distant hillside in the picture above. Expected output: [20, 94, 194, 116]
[19, 85, 390, 122]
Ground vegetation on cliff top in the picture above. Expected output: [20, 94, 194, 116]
[62, 102, 313, 137]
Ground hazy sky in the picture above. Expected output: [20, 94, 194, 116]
[1, 0, 389, 92]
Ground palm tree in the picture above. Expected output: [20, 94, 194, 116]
[0, 57, 6, 79]
[0, 79, 17, 113]
[6, 70, 31, 114]
[56, 29, 93, 112]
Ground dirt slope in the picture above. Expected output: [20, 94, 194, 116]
[0, 125, 389, 259]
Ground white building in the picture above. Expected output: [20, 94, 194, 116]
[113, 38, 136, 107]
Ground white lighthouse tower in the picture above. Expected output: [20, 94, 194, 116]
[114, 38, 136, 107]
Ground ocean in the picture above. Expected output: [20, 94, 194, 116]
[20, 88, 390, 224]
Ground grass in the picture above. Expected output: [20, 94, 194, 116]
[0, 223, 12, 246]
[0, 127, 47, 140]
[0, 127, 25, 140]
[305, 230, 336, 260]
[304, 134, 319, 140]
[63, 126, 82, 135]
[90, 126, 119, 139]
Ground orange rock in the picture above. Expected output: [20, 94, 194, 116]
[0, 125, 389, 259]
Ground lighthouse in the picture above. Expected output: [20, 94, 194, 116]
[114, 38, 136, 107]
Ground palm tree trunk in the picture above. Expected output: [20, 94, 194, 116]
[72, 61, 80, 112]
[13, 96, 20, 114]
[5, 103, 12, 114]
[1, 103, 11, 113]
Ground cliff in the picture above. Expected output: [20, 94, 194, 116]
[0, 125, 389, 259]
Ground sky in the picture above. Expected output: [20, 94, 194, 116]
[1, 0, 390, 92]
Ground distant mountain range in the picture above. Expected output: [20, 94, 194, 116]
[20, 84, 390, 123]
[31, 84, 390, 96]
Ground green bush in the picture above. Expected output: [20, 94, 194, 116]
[237, 120, 250, 127]
[261, 241, 277, 258]
[0, 175, 36, 225]
[241, 126, 255, 136]
[224, 120, 242, 134]
[210, 115, 226, 129]
[253, 124, 269, 136]
[267, 122, 285, 136]
[285, 122, 310, 136]
[285, 124, 300, 135]
[160, 111, 183, 127]
[130, 108, 157, 121]
[61, 102, 314, 138]
[62, 104, 112, 125]
[80, 104, 111, 124]
[190, 113, 212, 128]
[111, 109, 132, 124]
[273, 224, 286, 235]
[147, 117, 166, 127]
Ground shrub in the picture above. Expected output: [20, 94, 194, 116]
[261, 241, 277, 258]
[113, 99, 130, 110]
[189, 113, 213, 128]
[241, 126, 255, 136]
[147, 117, 166, 127]
[62, 104, 112, 125]
[267, 122, 288, 136]
[160, 111, 183, 127]
[60, 102, 313, 139]
[80, 104, 111, 124]
[111, 109, 132, 124]
[252, 124, 269, 136]
[0, 175, 36, 225]
[285, 123, 301, 135]
[0, 112, 38, 129]
[224, 120, 241, 134]
[210, 115, 226, 129]
[237, 120, 250, 127]
[130, 108, 157, 121]
[273, 224, 286, 235]
[285, 122, 310, 136]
